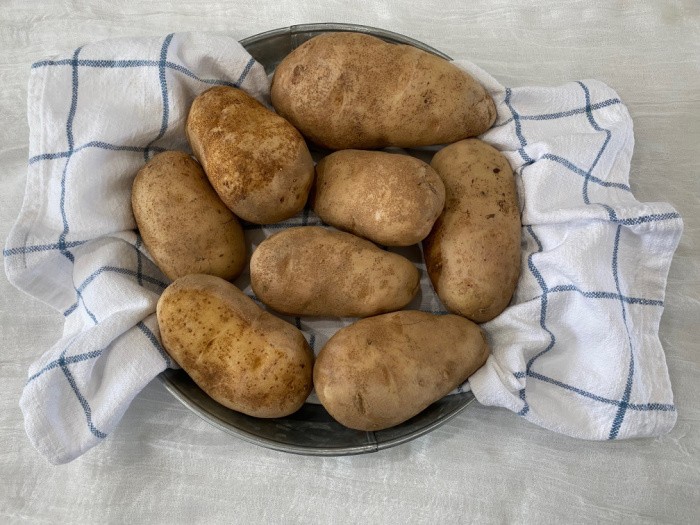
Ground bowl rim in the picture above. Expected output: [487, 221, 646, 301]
[239, 22, 452, 61]
[160, 369, 475, 456]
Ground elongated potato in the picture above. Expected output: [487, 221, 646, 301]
[250, 226, 419, 317]
[313, 150, 445, 246]
[157, 274, 313, 418]
[314, 310, 489, 431]
[423, 139, 521, 322]
[131, 151, 245, 281]
[186, 86, 314, 224]
[271, 32, 496, 150]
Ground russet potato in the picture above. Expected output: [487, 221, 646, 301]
[313, 310, 490, 431]
[423, 139, 521, 322]
[313, 150, 445, 246]
[187, 86, 314, 224]
[157, 274, 314, 418]
[271, 32, 496, 150]
[250, 226, 420, 317]
[131, 151, 245, 281]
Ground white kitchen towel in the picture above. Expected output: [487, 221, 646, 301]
[463, 63, 683, 440]
[5, 33, 269, 464]
[4, 32, 682, 464]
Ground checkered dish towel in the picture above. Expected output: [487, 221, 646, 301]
[4, 33, 682, 464]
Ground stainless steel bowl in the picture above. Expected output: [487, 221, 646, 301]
[158, 23, 474, 456]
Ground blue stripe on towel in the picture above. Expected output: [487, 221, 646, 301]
[58, 349, 107, 439]
[608, 225, 636, 439]
[137, 321, 172, 367]
[578, 82, 613, 205]
[144, 34, 174, 161]
[524, 226, 556, 371]
[547, 285, 664, 306]
[540, 153, 631, 191]
[27, 348, 103, 384]
[57, 46, 82, 264]
[515, 369, 675, 412]
[3, 239, 88, 256]
[504, 88, 533, 163]
[63, 265, 168, 317]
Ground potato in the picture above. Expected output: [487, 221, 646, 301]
[423, 139, 521, 322]
[250, 226, 419, 317]
[313, 150, 445, 246]
[186, 86, 314, 224]
[157, 274, 313, 418]
[131, 151, 245, 281]
[313, 310, 489, 431]
[270, 32, 496, 150]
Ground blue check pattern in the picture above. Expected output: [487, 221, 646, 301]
[6, 33, 271, 462]
[471, 77, 682, 439]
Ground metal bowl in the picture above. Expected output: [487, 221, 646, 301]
[158, 23, 474, 456]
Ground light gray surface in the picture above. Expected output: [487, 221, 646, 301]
[1, 1, 698, 523]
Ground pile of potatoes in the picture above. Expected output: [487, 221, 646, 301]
[132, 32, 521, 432]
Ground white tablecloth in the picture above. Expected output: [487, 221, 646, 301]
[1, 1, 698, 523]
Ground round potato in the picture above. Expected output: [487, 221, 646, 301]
[314, 310, 490, 431]
[423, 139, 521, 322]
[250, 226, 420, 317]
[157, 274, 313, 418]
[270, 32, 496, 150]
[186, 86, 314, 224]
[131, 151, 245, 281]
[313, 150, 445, 246]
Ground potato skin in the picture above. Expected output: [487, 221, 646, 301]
[270, 32, 496, 150]
[131, 151, 245, 281]
[313, 310, 490, 431]
[157, 274, 313, 418]
[313, 150, 445, 246]
[186, 86, 314, 224]
[423, 139, 521, 322]
[250, 226, 420, 317]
